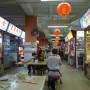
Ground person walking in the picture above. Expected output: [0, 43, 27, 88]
[47, 48, 62, 90]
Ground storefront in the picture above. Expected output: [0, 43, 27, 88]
[17, 32, 25, 62]
[3, 33, 19, 68]
[80, 8, 90, 79]
[0, 17, 25, 71]
[67, 31, 76, 67]
[0, 17, 9, 73]
[65, 30, 84, 68]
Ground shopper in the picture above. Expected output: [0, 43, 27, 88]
[47, 48, 62, 90]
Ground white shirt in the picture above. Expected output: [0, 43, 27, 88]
[47, 54, 62, 70]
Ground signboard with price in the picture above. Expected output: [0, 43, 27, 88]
[0, 17, 9, 31]
[7, 23, 22, 37]
[80, 8, 90, 29]
[21, 31, 25, 39]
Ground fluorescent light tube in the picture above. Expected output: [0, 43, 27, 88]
[40, 0, 59, 1]
[49, 34, 63, 36]
[48, 25, 68, 28]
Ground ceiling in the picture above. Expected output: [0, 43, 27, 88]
[16, 0, 90, 36]
[0, 0, 90, 37]
[0, 0, 25, 30]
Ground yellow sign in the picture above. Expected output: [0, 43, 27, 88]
[67, 32, 73, 40]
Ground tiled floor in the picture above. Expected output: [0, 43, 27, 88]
[4, 63, 90, 90]
[46, 63, 90, 90]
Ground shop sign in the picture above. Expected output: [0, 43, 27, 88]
[77, 31, 84, 37]
[0, 17, 9, 31]
[21, 31, 25, 39]
[67, 32, 73, 40]
[7, 23, 22, 37]
[80, 8, 90, 29]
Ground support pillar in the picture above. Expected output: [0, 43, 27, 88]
[24, 16, 37, 61]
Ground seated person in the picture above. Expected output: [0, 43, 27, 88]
[38, 49, 45, 61]
[32, 52, 37, 61]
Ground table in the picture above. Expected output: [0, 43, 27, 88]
[17, 60, 47, 75]
[0, 76, 46, 90]
[17, 60, 47, 65]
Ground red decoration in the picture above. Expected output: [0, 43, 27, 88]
[56, 2, 72, 17]
[53, 40, 59, 46]
[53, 29, 61, 35]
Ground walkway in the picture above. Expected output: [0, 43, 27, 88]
[5, 63, 90, 90]
[57, 63, 90, 90]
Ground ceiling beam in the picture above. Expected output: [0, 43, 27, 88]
[16, 0, 34, 15]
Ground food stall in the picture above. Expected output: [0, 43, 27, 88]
[0, 17, 24, 70]
[67, 31, 76, 67]
[80, 8, 90, 79]
[84, 29, 90, 79]
[0, 17, 9, 74]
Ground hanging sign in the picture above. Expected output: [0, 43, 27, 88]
[7, 23, 22, 37]
[0, 17, 9, 31]
[80, 8, 90, 29]
[67, 32, 73, 40]
[21, 31, 25, 39]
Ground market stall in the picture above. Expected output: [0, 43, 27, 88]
[80, 8, 90, 79]
[67, 31, 76, 67]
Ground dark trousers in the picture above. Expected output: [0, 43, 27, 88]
[48, 78, 56, 90]
[27, 65, 36, 74]
[48, 69, 62, 90]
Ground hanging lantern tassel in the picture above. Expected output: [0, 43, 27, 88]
[56, 2, 72, 17]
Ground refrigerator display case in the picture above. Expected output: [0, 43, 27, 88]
[76, 31, 84, 69]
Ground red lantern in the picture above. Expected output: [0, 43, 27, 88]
[53, 29, 61, 36]
[56, 2, 72, 17]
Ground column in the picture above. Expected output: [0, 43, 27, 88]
[24, 16, 37, 61]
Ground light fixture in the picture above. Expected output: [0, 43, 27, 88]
[51, 38, 60, 41]
[40, 0, 59, 1]
[48, 25, 68, 28]
[49, 34, 63, 36]
[56, 2, 72, 17]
